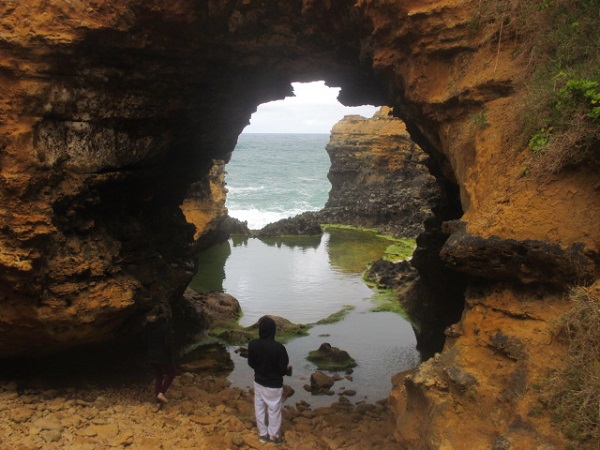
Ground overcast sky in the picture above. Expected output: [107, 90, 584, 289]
[242, 81, 380, 134]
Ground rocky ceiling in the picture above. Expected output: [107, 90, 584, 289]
[0, 0, 394, 356]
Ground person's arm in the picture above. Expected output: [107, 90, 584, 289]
[278, 346, 290, 376]
[247, 341, 257, 370]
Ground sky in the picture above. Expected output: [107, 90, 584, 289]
[242, 81, 380, 134]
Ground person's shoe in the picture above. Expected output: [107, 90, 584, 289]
[157, 393, 169, 403]
[258, 435, 269, 444]
[271, 436, 284, 446]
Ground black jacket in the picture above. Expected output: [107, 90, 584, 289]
[248, 316, 289, 388]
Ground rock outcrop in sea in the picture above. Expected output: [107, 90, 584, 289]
[259, 107, 440, 239]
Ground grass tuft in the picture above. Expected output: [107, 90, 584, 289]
[543, 285, 600, 447]
[479, 0, 600, 175]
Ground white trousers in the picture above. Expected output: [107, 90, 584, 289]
[253, 381, 283, 440]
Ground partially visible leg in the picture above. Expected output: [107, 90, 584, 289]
[262, 386, 283, 441]
[151, 364, 164, 397]
[160, 362, 176, 395]
[253, 382, 269, 439]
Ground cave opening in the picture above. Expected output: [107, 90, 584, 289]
[227, 80, 379, 228]
[0, 1, 468, 396]
[183, 73, 462, 394]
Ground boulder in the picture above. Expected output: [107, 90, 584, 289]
[307, 343, 357, 371]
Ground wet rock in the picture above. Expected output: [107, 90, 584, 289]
[176, 288, 242, 342]
[283, 384, 295, 401]
[245, 315, 310, 341]
[307, 343, 357, 371]
[215, 329, 254, 345]
[364, 259, 418, 290]
[310, 371, 335, 393]
[258, 212, 323, 236]
[295, 400, 311, 412]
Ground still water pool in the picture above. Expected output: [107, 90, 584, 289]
[189, 228, 420, 407]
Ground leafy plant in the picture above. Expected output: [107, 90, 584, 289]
[557, 79, 600, 120]
[528, 128, 551, 154]
[471, 109, 489, 130]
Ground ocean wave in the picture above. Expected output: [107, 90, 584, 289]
[226, 185, 266, 193]
[228, 208, 314, 230]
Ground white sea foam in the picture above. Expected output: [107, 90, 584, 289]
[225, 134, 331, 230]
[228, 208, 312, 230]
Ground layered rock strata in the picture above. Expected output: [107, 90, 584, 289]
[0, 1, 598, 449]
[324, 107, 440, 238]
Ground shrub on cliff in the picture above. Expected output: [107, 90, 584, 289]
[479, 0, 600, 175]
[520, 0, 600, 174]
[544, 285, 599, 447]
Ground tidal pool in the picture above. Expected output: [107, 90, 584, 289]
[189, 228, 420, 407]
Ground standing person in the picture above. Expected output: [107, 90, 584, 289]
[146, 304, 176, 405]
[248, 315, 292, 445]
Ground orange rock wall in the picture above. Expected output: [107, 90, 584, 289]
[357, 1, 598, 448]
[0, 1, 598, 448]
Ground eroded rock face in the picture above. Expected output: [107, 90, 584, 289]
[1, 1, 599, 448]
[0, 0, 384, 356]
[259, 106, 440, 238]
[324, 107, 440, 238]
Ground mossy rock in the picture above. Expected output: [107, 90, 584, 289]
[245, 315, 310, 343]
[307, 343, 357, 371]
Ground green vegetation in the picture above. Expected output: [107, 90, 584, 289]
[205, 319, 310, 346]
[479, 0, 600, 175]
[314, 305, 355, 325]
[471, 109, 489, 129]
[321, 224, 416, 262]
[383, 239, 416, 261]
[520, 0, 600, 174]
[542, 286, 599, 447]
[369, 290, 410, 320]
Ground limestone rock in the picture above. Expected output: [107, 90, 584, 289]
[258, 107, 441, 239]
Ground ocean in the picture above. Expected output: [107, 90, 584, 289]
[225, 133, 332, 229]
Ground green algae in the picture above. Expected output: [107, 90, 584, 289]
[307, 344, 358, 371]
[314, 305, 355, 325]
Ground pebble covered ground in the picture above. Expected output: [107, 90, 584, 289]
[0, 370, 402, 450]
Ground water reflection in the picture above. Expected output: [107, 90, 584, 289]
[188, 241, 230, 292]
[179, 343, 234, 376]
[189, 229, 421, 406]
[257, 234, 323, 251]
[326, 228, 394, 273]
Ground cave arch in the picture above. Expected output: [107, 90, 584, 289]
[1, 1, 471, 357]
[4, 2, 600, 449]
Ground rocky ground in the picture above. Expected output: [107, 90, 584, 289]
[0, 368, 402, 450]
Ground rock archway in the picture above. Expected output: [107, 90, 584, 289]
[1, 1, 598, 448]
[0, 0, 389, 356]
